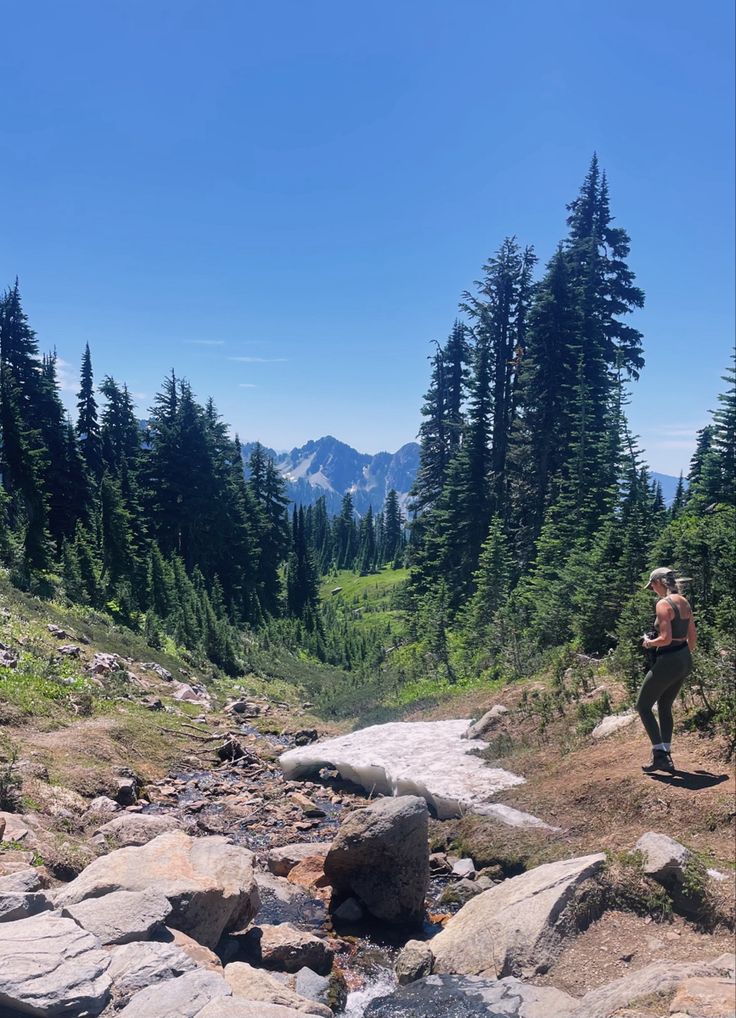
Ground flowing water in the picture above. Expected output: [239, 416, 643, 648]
[144, 718, 523, 1015]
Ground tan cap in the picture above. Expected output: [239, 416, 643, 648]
[644, 567, 676, 589]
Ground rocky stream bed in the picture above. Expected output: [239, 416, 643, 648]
[0, 699, 734, 1018]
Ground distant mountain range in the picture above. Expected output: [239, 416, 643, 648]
[241, 436, 681, 515]
[241, 436, 420, 516]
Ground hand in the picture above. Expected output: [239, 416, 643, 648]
[642, 636, 652, 649]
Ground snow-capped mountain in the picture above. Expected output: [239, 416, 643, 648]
[241, 436, 420, 515]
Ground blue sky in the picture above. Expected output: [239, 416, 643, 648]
[1, 0, 733, 474]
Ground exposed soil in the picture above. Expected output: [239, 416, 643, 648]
[537, 909, 736, 997]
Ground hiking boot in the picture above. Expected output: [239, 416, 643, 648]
[642, 749, 675, 774]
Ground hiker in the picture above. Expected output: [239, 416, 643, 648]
[638, 567, 697, 774]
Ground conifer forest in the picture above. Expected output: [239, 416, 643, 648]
[1, 158, 733, 736]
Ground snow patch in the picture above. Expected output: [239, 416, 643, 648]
[279, 720, 526, 820]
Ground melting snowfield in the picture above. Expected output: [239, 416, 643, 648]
[279, 719, 528, 821]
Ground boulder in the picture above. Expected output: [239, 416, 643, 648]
[287, 855, 331, 892]
[142, 662, 174, 681]
[364, 973, 578, 1018]
[323, 795, 429, 925]
[107, 941, 197, 996]
[395, 940, 433, 985]
[438, 878, 485, 907]
[115, 775, 141, 806]
[452, 857, 476, 879]
[295, 968, 333, 1010]
[463, 705, 510, 740]
[225, 961, 332, 1016]
[636, 831, 690, 882]
[0, 912, 112, 1017]
[429, 853, 606, 978]
[0, 811, 33, 844]
[117, 969, 231, 1017]
[94, 812, 181, 847]
[0, 867, 45, 893]
[88, 652, 123, 675]
[244, 923, 334, 975]
[62, 888, 172, 945]
[0, 890, 53, 922]
[571, 954, 735, 1018]
[196, 1001, 307, 1018]
[635, 831, 707, 917]
[85, 795, 121, 817]
[54, 831, 260, 948]
[268, 842, 332, 877]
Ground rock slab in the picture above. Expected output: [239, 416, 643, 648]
[54, 831, 259, 948]
[324, 795, 429, 925]
[107, 940, 197, 996]
[62, 887, 172, 944]
[117, 969, 231, 1017]
[225, 961, 332, 1016]
[428, 853, 606, 978]
[0, 912, 112, 1017]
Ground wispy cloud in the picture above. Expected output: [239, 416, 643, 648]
[238, 383, 258, 389]
[651, 423, 707, 438]
[227, 356, 288, 363]
[185, 339, 225, 346]
[650, 439, 697, 450]
[55, 357, 78, 394]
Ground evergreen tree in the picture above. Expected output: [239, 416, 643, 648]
[461, 237, 536, 519]
[76, 343, 102, 477]
[357, 505, 376, 574]
[382, 489, 403, 565]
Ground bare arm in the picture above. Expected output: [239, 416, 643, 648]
[643, 600, 673, 649]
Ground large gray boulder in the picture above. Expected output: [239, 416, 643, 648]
[324, 795, 429, 925]
[365, 974, 578, 1018]
[225, 961, 332, 1016]
[0, 912, 112, 1017]
[107, 940, 197, 996]
[117, 969, 231, 1017]
[62, 888, 172, 944]
[571, 953, 735, 1018]
[54, 831, 259, 948]
[428, 853, 605, 978]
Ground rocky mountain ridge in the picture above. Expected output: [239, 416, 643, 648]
[242, 437, 420, 515]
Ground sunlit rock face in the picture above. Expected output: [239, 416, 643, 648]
[279, 720, 525, 820]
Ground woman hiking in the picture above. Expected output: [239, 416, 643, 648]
[638, 567, 697, 774]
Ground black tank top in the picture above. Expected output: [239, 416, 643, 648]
[657, 596, 691, 641]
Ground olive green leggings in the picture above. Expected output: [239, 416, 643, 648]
[636, 646, 692, 746]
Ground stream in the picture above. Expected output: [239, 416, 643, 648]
[142, 720, 496, 1016]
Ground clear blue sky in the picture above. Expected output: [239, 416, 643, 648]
[1, 0, 733, 474]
